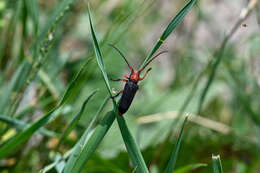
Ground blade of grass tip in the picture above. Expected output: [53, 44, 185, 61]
[116, 116, 149, 173]
[62, 95, 110, 173]
[56, 90, 98, 151]
[140, 0, 196, 69]
[0, 59, 92, 159]
[165, 115, 189, 173]
[67, 111, 116, 173]
[212, 155, 223, 173]
[174, 163, 207, 173]
[88, 6, 113, 100]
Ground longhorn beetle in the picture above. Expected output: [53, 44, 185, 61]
[109, 44, 167, 115]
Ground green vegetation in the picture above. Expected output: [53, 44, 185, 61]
[0, 0, 259, 172]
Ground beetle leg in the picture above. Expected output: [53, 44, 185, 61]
[139, 68, 152, 81]
[111, 90, 123, 98]
[109, 78, 128, 82]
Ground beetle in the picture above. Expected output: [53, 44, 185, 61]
[109, 44, 167, 115]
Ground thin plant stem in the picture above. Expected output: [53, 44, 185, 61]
[197, 0, 259, 114]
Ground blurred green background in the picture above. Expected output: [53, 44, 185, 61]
[0, 0, 260, 172]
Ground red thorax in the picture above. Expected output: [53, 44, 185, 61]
[129, 69, 141, 82]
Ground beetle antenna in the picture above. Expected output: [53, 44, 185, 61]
[108, 44, 132, 69]
[140, 51, 168, 71]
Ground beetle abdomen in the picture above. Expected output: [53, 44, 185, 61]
[118, 81, 138, 115]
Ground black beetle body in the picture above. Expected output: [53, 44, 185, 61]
[118, 80, 139, 115]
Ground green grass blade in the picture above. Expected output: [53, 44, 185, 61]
[67, 111, 116, 173]
[63, 96, 110, 173]
[64, 7, 118, 173]
[59, 59, 91, 106]
[56, 90, 98, 150]
[116, 116, 149, 173]
[212, 155, 223, 173]
[0, 107, 58, 159]
[174, 163, 207, 173]
[165, 116, 189, 173]
[17, 0, 28, 62]
[0, 115, 58, 137]
[88, 7, 113, 98]
[197, 45, 226, 114]
[89, 6, 149, 173]
[25, 0, 39, 35]
[140, 0, 196, 69]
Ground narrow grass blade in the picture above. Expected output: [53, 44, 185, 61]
[116, 116, 149, 173]
[63, 96, 110, 173]
[197, 46, 226, 114]
[174, 163, 207, 173]
[0, 115, 58, 137]
[56, 90, 98, 150]
[67, 111, 116, 173]
[140, 0, 196, 69]
[88, 7, 113, 98]
[212, 155, 223, 173]
[165, 116, 189, 173]
[59, 59, 91, 106]
[17, 0, 28, 62]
